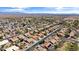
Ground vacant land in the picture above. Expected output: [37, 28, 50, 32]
[0, 14, 79, 51]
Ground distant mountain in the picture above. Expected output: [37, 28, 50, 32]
[0, 7, 16, 10]
[0, 12, 79, 16]
[0, 12, 24, 14]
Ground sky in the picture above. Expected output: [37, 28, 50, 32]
[0, 0, 79, 13]
[0, 7, 79, 14]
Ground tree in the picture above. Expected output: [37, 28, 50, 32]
[63, 42, 78, 51]
[72, 20, 79, 28]
[0, 36, 3, 41]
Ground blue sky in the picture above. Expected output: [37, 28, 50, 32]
[0, 7, 79, 14]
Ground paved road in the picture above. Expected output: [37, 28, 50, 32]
[24, 26, 62, 51]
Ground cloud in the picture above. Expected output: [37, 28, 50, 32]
[23, 7, 57, 12]
[4, 8, 25, 12]
[0, 7, 26, 13]
[0, 0, 79, 7]
[0, 7, 79, 14]
[23, 7, 79, 14]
